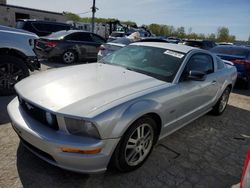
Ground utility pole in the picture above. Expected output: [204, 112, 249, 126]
[91, 0, 96, 33]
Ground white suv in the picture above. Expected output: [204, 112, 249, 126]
[0, 25, 40, 95]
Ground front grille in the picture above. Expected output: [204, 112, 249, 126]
[18, 96, 59, 130]
[20, 137, 56, 163]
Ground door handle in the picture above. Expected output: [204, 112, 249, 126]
[211, 80, 217, 85]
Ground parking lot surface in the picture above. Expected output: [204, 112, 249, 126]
[0, 62, 250, 188]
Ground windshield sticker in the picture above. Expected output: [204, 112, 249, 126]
[164, 50, 184, 58]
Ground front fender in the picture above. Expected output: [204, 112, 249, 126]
[96, 99, 163, 139]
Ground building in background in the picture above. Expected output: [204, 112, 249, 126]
[0, 0, 66, 27]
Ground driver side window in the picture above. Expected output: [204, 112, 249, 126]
[185, 53, 214, 74]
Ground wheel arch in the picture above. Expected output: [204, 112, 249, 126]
[0, 48, 27, 62]
[109, 99, 163, 142]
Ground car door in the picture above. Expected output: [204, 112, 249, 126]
[90, 33, 106, 56]
[174, 53, 220, 125]
[64, 32, 97, 59]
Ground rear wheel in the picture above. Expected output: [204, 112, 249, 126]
[0, 56, 29, 96]
[62, 50, 77, 64]
[111, 116, 157, 172]
[211, 87, 231, 115]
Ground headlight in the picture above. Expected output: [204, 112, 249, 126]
[64, 118, 100, 138]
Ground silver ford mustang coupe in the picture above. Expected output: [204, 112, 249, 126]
[8, 43, 237, 173]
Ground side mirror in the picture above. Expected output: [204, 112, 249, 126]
[186, 70, 206, 81]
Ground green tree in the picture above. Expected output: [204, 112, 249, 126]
[176, 26, 186, 38]
[207, 33, 216, 41]
[217, 27, 230, 42]
[64, 12, 81, 22]
[187, 32, 198, 39]
[197, 33, 205, 39]
[148, 24, 161, 36]
[121, 21, 137, 26]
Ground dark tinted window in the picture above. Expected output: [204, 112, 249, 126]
[184, 41, 203, 48]
[31, 23, 70, 33]
[65, 32, 93, 42]
[204, 41, 215, 49]
[186, 53, 214, 74]
[50, 24, 70, 32]
[91, 34, 106, 43]
[211, 47, 250, 58]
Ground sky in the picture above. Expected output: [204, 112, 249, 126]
[8, 0, 250, 40]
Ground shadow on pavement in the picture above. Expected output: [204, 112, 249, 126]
[16, 143, 90, 188]
[15, 105, 250, 188]
[233, 88, 250, 97]
[0, 95, 15, 125]
[40, 60, 70, 69]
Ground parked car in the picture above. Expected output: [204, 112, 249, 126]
[108, 31, 126, 42]
[167, 37, 182, 44]
[35, 30, 106, 64]
[183, 40, 217, 50]
[108, 29, 152, 42]
[210, 45, 250, 88]
[8, 43, 237, 173]
[16, 19, 72, 37]
[240, 148, 250, 188]
[98, 37, 169, 60]
[0, 25, 40, 95]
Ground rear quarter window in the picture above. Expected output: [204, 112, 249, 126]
[216, 57, 225, 70]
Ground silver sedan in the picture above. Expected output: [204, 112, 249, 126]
[8, 43, 237, 173]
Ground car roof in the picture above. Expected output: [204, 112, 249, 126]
[131, 42, 197, 53]
[53, 30, 92, 35]
[17, 19, 70, 25]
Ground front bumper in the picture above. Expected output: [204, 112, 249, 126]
[7, 98, 120, 173]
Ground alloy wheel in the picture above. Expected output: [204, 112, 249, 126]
[63, 51, 75, 64]
[125, 123, 154, 166]
[219, 89, 230, 113]
[0, 63, 24, 89]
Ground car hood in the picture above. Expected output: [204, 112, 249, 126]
[15, 63, 166, 117]
[0, 25, 38, 38]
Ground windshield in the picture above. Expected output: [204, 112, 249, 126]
[100, 45, 185, 82]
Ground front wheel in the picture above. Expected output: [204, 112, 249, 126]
[0, 56, 29, 96]
[111, 116, 157, 172]
[211, 87, 231, 115]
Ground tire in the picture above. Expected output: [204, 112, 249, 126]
[62, 50, 77, 64]
[211, 86, 231, 115]
[0, 55, 29, 96]
[111, 116, 157, 172]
